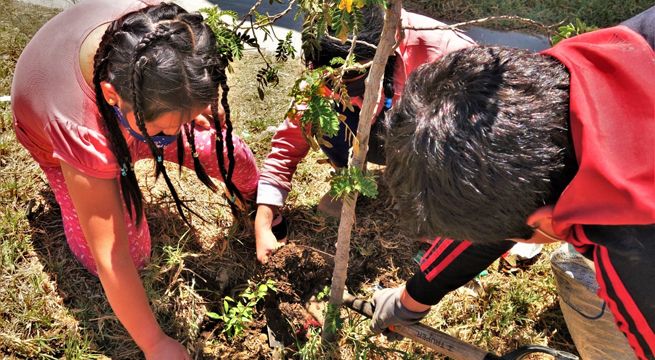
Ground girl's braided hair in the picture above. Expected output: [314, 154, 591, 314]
[93, 3, 244, 225]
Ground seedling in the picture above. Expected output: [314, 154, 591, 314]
[207, 279, 277, 338]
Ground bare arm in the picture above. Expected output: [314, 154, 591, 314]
[60, 161, 188, 358]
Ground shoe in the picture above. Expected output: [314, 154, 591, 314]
[317, 192, 342, 218]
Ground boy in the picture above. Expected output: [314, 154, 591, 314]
[373, 6, 655, 360]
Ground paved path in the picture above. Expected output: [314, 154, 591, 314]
[175, 0, 303, 51]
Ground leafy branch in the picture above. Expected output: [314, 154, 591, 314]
[403, 14, 558, 35]
[202, 2, 298, 99]
[329, 167, 378, 200]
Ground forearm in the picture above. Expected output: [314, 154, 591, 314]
[258, 116, 311, 202]
[59, 162, 165, 352]
[406, 238, 514, 305]
[95, 246, 164, 351]
[255, 204, 278, 233]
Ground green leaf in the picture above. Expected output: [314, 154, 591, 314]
[551, 18, 598, 45]
[206, 311, 221, 320]
[329, 167, 378, 199]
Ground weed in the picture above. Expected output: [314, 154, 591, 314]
[316, 285, 331, 301]
[206, 279, 277, 338]
[551, 19, 599, 45]
[298, 326, 324, 360]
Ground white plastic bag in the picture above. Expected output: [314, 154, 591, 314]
[551, 244, 636, 360]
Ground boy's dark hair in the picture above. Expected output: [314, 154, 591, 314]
[384, 46, 577, 243]
[93, 3, 244, 225]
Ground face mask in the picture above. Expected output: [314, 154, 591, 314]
[113, 106, 178, 147]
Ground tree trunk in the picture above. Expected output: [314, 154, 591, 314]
[321, 0, 403, 346]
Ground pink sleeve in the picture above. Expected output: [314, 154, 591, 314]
[394, 11, 476, 97]
[256, 114, 311, 206]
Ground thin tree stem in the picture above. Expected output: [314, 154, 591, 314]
[321, 0, 403, 345]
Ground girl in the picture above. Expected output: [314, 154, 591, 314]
[11, 1, 258, 358]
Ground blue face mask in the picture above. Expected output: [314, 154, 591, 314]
[113, 106, 178, 147]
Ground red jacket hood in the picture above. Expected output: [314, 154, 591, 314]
[541, 26, 655, 239]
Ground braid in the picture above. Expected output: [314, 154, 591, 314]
[185, 120, 218, 192]
[93, 23, 145, 224]
[382, 55, 396, 100]
[130, 27, 201, 226]
[176, 131, 184, 173]
[205, 50, 244, 216]
[218, 81, 240, 200]
[211, 100, 240, 217]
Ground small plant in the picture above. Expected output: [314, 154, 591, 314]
[551, 18, 598, 45]
[297, 326, 324, 360]
[316, 285, 331, 301]
[206, 279, 277, 338]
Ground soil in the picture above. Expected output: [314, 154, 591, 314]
[199, 244, 332, 358]
[262, 244, 332, 303]
[260, 244, 332, 346]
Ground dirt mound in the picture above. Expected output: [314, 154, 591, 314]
[261, 244, 331, 304]
[258, 244, 332, 346]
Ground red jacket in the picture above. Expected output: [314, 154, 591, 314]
[541, 26, 655, 241]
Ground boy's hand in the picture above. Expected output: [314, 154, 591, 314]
[370, 287, 430, 340]
[255, 204, 285, 264]
[143, 335, 190, 360]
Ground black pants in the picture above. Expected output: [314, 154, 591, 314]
[319, 105, 387, 168]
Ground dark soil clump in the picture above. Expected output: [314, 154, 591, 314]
[261, 244, 332, 304]
[259, 244, 332, 346]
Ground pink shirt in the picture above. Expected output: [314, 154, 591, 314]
[12, 0, 159, 179]
[257, 10, 475, 206]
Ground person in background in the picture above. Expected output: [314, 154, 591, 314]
[372, 6, 655, 360]
[254, 6, 475, 263]
[11, 1, 259, 357]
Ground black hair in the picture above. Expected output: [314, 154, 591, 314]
[93, 3, 244, 225]
[304, 5, 396, 102]
[384, 46, 577, 243]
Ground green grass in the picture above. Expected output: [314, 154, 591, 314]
[406, 0, 652, 33]
[0, 0, 59, 94]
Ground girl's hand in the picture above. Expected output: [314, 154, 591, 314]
[143, 335, 190, 360]
[255, 204, 285, 264]
[256, 227, 284, 264]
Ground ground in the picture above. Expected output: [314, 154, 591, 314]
[1, 0, 651, 359]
